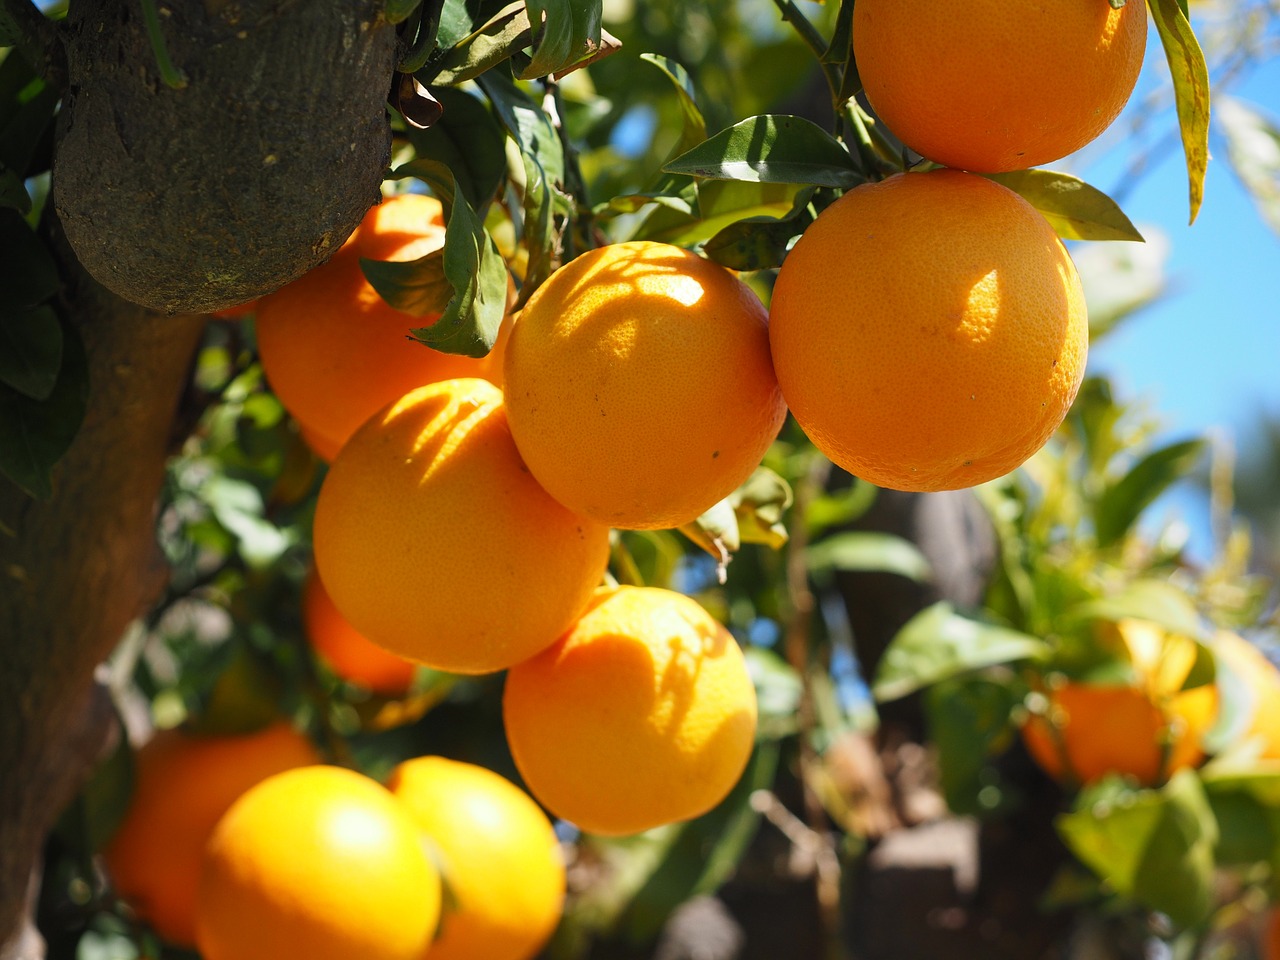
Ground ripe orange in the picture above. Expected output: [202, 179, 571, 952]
[101, 722, 320, 946]
[503, 586, 758, 836]
[1267, 908, 1280, 960]
[1022, 620, 1218, 787]
[853, 0, 1147, 173]
[255, 193, 502, 460]
[303, 569, 416, 696]
[313, 378, 611, 675]
[769, 169, 1088, 492]
[503, 241, 786, 530]
[196, 765, 441, 960]
[387, 757, 565, 960]
[1213, 630, 1280, 759]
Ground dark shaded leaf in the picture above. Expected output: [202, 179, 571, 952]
[0, 317, 88, 499]
[873, 602, 1047, 702]
[0, 304, 61, 400]
[703, 208, 807, 271]
[386, 0, 422, 24]
[664, 115, 863, 188]
[0, 209, 58, 306]
[0, 80, 56, 176]
[0, 162, 30, 214]
[927, 677, 1021, 816]
[821, 0, 856, 65]
[409, 87, 508, 211]
[985, 169, 1143, 242]
[1094, 439, 1206, 547]
[359, 250, 451, 318]
[1147, 0, 1210, 224]
[426, 1, 531, 85]
[520, 0, 603, 80]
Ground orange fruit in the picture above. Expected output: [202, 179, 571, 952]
[256, 193, 502, 459]
[503, 585, 758, 835]
[769, 169, 1088, 492]
[303, 569, 417, 696]
[503, 241, 786, 530]
[387, 757, 565, 960]
[1022, 620, 1218, 787]
[196, 765, 441, 960]
[853, 0, 1147, 172]
[313, 378, 610, 675]
[101, 722, 320, 946]
[1213, 630, 1280, 759]
[1267, 908, 1280, 960]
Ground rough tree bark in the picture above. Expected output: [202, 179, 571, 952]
[0, 245, 205, 958]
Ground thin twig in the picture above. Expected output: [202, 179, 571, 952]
[1, 0, 66, 89]
[768, 0, 842, 108]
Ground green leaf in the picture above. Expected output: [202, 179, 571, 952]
[519, 0, 603, 80]
[728, 466, 792, 549]
[426, 1, 531, 85]
[376, 159, 507, 357]
[0, 80, 56, 176]
[0, 209, 58, 307]
[746, 646, 803, 735]
[0, 318, 88, 499]
[359, 248, 452, 317]
[616, 741, 779, 941]
[385, 0, 422, 24]
[1217, 96, 1280, 238]
[200, 475, 290, 567]
[1204, 789, 1277, 867]
[985, 169, 1143, 243]
[805, 480, 877, 536]
[640, 53, 707, 190]
[0, 304, 61, 400]
[926, 677, 1021, 816]
[664, 115, 863, 188]
[0, 162, 30, 214]
[60, 725, 135, 853]
[1147, 0, 1210, 224]
[873, 602, 1048, 702]
[1094, 439, 1206, 547]
[409, 88, 508, 212]
[1058, 771, 1217, 927]
[644, 179, 803, 248]
[807, 531, 932, 581]
[1073, 230, 1168, 340]
[681, 497, 739, 570]
[1067, 580, 1206, 641]
[821, 0, 856, 65]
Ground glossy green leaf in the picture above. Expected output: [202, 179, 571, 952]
[664, 115, 863, 188]
[0, 162, 30, 214]
[1094, 439, 1206, 547]
[359, 248, 452, 317]
[372, 159, 507, 356]
[409, 88, 508, 212]
[926, 677, 1021, 816]
[874, 602, 1047, 702]
[1058, 771, 1217, 927]
[646, 179, 802, 249]
[985, 169, 1143, 242]
[1067, 580, 1206, 640]
[427, 1, 531, 85]
[0, 209, 58, 307]
[1217, 96, 1280, 238]
[520, 0, 603, 80]
[807, 531, 931, 581]
[0, 318, 88, 499]
[1147, 0, 1210, 224]
[0, 304, 61, 400]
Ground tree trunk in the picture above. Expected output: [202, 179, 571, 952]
[0, 252, 204, 957]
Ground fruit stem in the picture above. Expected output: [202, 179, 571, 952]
[768, 0, 842, 105]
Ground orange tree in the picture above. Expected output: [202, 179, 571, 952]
[3, 0, 1280, 958]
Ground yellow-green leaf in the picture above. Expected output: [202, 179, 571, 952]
[1147, 0, 1210, 224]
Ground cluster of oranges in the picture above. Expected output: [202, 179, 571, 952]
[104, 725, 565, 960]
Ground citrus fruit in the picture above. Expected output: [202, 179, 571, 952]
[769, 169, 1088, 492]
[1213, 630, 1280, 759]
[503, 241, 786, 530]
[101, 722, 320, 946]
[853, 0, 1147, 172]
[503, 585, 758, 835]
[255, 193, 502, 460]
[303, 569, 417, 696]
[196, 765, 441, 960]
[1022, 620, 1218, 786]
[313, 378, 610, 674]
[387, 757, 565, 960]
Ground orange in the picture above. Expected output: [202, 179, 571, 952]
[312, 378, 610, 674]
[503, 241, 786, 530]
[1267, 908, 1280, 960]
[256, 193, 502, 459]
[196, 765, 440, 960]
[387, 757, 565, 960]
[1213, 630, 1280, 759]
[503, 585, 758, 835]
[1022, 620, 1218, 787]
[303, 569, 417, 696]
[853, 0, 1147, 172]
[769, 169, 1088, 492]
[101, 722, 320, 946]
